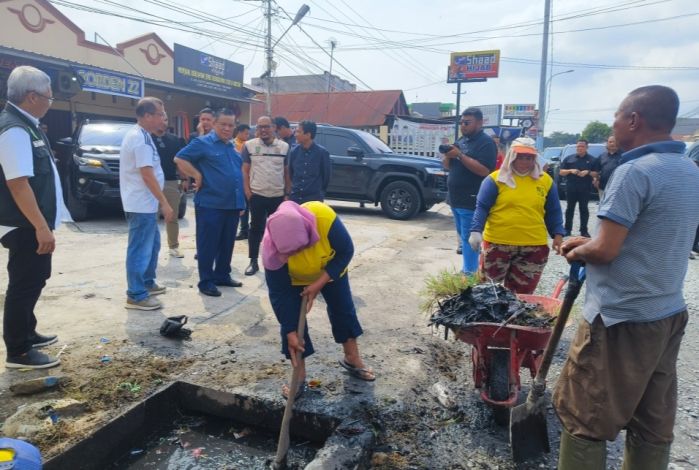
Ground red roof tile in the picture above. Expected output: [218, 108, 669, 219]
[251, 90, 408, 127]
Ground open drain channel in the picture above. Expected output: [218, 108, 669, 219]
[44, 381, 374, 469]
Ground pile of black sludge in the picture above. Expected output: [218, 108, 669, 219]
[429, 283, 554, 329]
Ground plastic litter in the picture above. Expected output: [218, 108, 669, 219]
[159, 315, 192, 340]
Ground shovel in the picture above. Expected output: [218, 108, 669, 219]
[510, 261, 585, 463]
[272, 296, 308, 469]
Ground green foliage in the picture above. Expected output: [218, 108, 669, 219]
[419, 269, 479, 314]
[544, 131, 579, 147]
[581, 121, 612, 143]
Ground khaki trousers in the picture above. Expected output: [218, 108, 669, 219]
[553, 311, 687, 445]
[161, 180, 181, 249]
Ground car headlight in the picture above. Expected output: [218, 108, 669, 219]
[425, 167, 447, 176]
[76, 156, 103, 167]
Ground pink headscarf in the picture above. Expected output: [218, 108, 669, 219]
[262, 201, 320, 270]
[496, 137, 543, 188]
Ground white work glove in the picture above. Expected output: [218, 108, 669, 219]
[468, 232, 483, 252]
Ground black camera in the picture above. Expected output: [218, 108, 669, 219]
[439, 144, 454, 154]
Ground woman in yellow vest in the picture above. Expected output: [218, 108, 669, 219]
[262, 201, 375, 398]
[468, 137, 565, 293]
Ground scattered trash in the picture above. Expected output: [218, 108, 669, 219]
[130, 448, 144, 456]
[99, 337, 110, 344]
[233, 428, 252, 439]
[56, 344, 68, 358]
[83, 293, 95, 299]
[192, 447, 203, 459]
[308, 379, 322, 388]
[429, 284, 553, 329]
[10, 376, 63, 396]
[99, 355, 112, 364]
[430, 382, 455, 409]
[159, 315, 192, 340]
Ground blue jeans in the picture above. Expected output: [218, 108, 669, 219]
[195, 205, 239, 291]
[452, 207, 479, 274]
[125, 212, 160, 301]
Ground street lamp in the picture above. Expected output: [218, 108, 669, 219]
[264, 3, 310, 115]
[542, 69, 574, 139]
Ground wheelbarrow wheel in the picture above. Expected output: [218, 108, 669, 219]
[488, 349, 511, 425]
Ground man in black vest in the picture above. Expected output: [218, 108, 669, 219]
[560, 139, 599, 237]
[0, 66, 70, 369]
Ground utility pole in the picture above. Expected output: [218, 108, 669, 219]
[265, 0, 273, 116]
[536, 0, 551, 151]
[327, 39, 337, 92]
[325, 39, 337, 123]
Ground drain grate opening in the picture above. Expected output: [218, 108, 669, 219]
[44, 381, 373, 470]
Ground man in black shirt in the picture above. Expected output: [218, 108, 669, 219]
[594, 135, 621, 200]
[287, 120, 331, 204]
[442, 107, 497, 274]
[152, 116, 186, 257]
[559, 139, 599, 237]
[274, 116, 296, 148]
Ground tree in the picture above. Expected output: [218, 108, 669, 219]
[544, 131, 579, 147]
[581, 121, 612, 143]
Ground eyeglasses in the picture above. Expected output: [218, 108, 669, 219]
[257, 124, 272, 129]
[33, 91, 54, 104]
[459, 120, 472, 125]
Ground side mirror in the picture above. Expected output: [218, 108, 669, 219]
[57, 137, 73, 147]
[347, 146, 364, 159]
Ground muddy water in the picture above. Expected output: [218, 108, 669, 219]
[115, 414, 320, 470]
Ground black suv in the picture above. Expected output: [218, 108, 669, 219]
[315, 126, 448, 220]
[57, 120, 187, 221]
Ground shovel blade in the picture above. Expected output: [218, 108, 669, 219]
[509, 399, 550, 463]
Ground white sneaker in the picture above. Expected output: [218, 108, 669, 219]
[169, 248, 184, 258]
[125, 297, 162, 310]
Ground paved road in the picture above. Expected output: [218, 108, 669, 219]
[0, 199, 696, 469]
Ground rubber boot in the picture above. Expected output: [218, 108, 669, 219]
[621, 431, 670, 470]
[558, 429, 606, 470]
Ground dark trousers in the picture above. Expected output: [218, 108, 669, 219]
[565, 189, 591, 234]
[239, 209, 249, 232]
[1, 228, 52, 357]
[248, 194, 284, 260]
[195, 205, 239, 290]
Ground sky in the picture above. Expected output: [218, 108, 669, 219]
[49, 0, 699, 136]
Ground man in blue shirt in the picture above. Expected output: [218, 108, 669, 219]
[175, 109, 246, 297]
[287, 120, 331, 204]
[555, 86, 699, 470]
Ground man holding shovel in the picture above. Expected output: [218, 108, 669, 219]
[554, 86, 699, 469]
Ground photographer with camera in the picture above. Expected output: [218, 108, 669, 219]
[441, 107, 497, 275]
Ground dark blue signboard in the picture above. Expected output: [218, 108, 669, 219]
[174, 44, 245, 99]
[71, 66, 143, 99]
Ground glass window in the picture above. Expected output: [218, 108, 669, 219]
[324, 134, 359, 156]
[79, 123, 133, 147]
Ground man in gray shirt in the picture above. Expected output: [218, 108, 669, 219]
[554, 86, 699, 469]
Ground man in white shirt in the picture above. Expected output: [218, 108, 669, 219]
[119, 97, 174, 310]
[0, 66, 71, 369]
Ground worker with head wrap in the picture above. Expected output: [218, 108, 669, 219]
[262, 201, 375, 398]
[469, 137, 565, 294]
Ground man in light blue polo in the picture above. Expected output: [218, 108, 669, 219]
[554, 85, 699, 469]
[174, 109, 246, 297]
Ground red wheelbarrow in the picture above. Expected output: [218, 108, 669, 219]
[453, 277, 568, 422]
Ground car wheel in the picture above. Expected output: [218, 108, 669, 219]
[63, 176, 90, 221]
[379, 180, 421, 220]
[178, 192, 187, 219]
